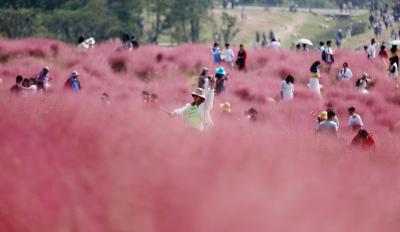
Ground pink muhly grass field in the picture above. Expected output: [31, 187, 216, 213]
[0, 38, 400, 232]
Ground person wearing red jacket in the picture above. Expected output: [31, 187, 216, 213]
[351, 129, 376, 150]
[236, 44, 247, 71]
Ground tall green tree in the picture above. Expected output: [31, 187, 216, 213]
[0, 0, 71, 10]
[107, 0, 143, 36]
[169, 0, 211, 43]
[220, 12, 239, 44]
[147, 0, 172, 43]
[0, 8, 38, 37]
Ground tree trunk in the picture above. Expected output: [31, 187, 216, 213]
[190, 18, 200, 42]
[151, 11, 161, 43]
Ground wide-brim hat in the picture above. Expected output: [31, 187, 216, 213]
[216, 67, 226, 75]
[72, 71, 79, 76]
[201, 67, 209, 72]
[192, 88, 205, 99]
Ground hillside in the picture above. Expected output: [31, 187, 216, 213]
[210, 7, 397, 50]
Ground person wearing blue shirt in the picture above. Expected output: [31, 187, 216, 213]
[64, 71, 81, 92]
[212, 42, 222, 64]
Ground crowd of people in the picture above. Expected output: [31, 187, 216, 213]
[368, 1, 397, 39]
[10, 67, 82, 94]
[252, 31, 279, 49]
[211, 42, 247, 71]
[10, 67, 50, 94]
[9, 32, 393, 152]
[166, 36, 384, 151]
[207, 35, 390, 150]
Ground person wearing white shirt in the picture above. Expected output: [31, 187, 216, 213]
[223, 43, 235, 68]
[356, 73, 373, 94]
[281, 75, 295, 100]
[78, 36, 95, 50]
[323, 40, 334, 72]
[36, 67, 51, 90]
[337, 62, 353, 80]
[367, 38, 377, 59]
[348, 107, 364, 131]
[20, 78, 37, 95]
[170, 77, 216, 131]
[269, 38, 281, 49]
[325, 42, 334, 63]
[318, 41, 325, 52]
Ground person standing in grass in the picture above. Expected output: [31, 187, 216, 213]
[317, 110, 339, 136]
[348, 107, 364, 132]
[336, 29, 343, 49]
[302, 44, 309, 52]
[337, 62, 353, 80]
[281, 74, 295, 101]
[351, 129, 376, 150]
[64, 71, 81, 92]
[367, 38, 377, 59]
[322, 40, 334, 72]
[308, 61, 322, 95]
[269, 38, 281, 49]
[378, 45, 388, 59]
[215, 67, 228, 95]
[20, 78, 37, 94]
[316, 111, 327, 129]
[389, 46, 399, 80]
[318, 41, 325, 52]
[223, 43, 235, 68]
[356, 73, 373, 94]
[10, 75, 23, 93]
[198, 67, 209, 89]
[170, 77, 216, 131]
[36, 67, 51, 90]
[212, 42, 222, 64]
[254, 31, 260, 48]
[236, 44, 247, 71]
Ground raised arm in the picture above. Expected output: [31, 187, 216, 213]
[204, 77, 216, 112]
[170, 104, 190, 117]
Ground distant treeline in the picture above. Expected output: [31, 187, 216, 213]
[0, 0, 214, 44]
[0, 0, 380, 44]
[231, 0, 384, 8]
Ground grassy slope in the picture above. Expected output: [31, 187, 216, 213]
[207, 8, 399, 50]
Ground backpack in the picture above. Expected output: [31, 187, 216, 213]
[321, 50, 327, 62]
[355, 78, 363, 87]
[390, 63, 397, 74]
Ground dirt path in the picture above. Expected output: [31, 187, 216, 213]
[278, 13, 308, 45]
[212, 8, 309, 46]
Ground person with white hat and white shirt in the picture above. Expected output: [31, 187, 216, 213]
[170, 76, 216, 130]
